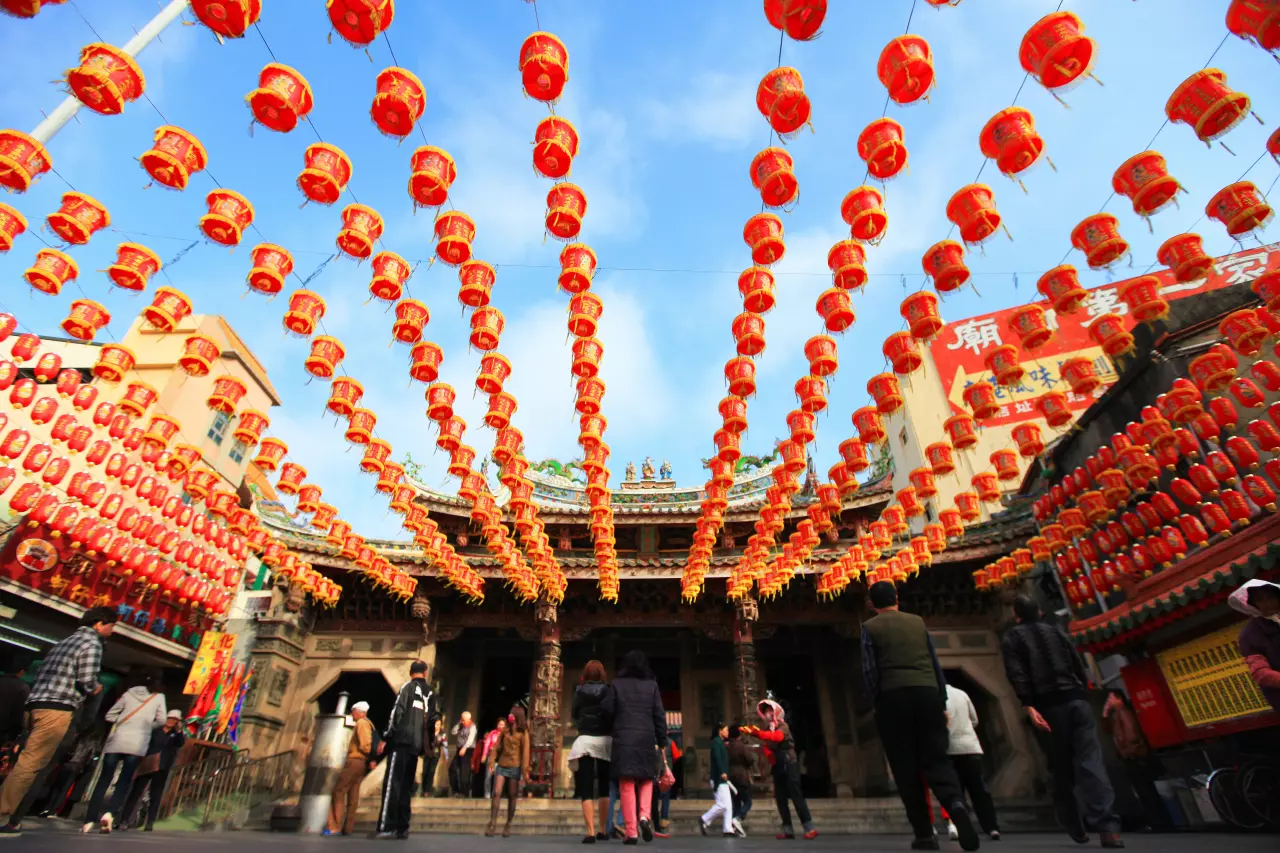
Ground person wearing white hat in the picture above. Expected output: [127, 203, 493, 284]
[327, 701, 375, 836]
[1230, 579, 1280, 712]
[121, 707, 186, 831]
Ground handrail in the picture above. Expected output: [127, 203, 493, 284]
[200, 750, 296, 830]
[149, 749, 246, 825]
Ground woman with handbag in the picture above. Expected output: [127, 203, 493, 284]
[601, 650, 668, 845]
[82, 671, 166, 834]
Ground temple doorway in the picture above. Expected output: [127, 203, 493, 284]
[316, 670, 398, 733]
[477, 654, 534, 742]
[758, 626, 835, 798]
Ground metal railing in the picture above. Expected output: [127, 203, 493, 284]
[198, 750, 297, 830]
[146, 749, 245, 826]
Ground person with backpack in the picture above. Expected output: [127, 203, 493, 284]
[121, 709, 186, 831]
[326, 700, 377, 836]
[83, 670, 167, 834]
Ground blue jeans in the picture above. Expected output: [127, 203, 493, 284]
[733, 784, 753, 821]
[606, 780, 622, 832]
[84, 753, 142, 825]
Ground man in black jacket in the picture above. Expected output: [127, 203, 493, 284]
[375, 660, 439, 840]
[1001, 596, 1121, 849]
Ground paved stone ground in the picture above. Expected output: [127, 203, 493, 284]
[0, 826, 1276, 852]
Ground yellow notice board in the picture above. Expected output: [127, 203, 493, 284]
[183, 631, 237, 695]
[1156, 624, 1271, 728]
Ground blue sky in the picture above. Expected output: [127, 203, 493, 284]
[3, 0, 1278, 541]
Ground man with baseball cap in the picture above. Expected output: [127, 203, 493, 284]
[327, 700, 376, 836]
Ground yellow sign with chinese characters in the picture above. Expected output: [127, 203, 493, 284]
[183, 631, 237, 695]
[1156, 624, 1271, 728]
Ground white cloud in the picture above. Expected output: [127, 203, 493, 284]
[640, 71, 761, 148]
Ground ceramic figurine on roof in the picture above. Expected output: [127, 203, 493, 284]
[641, 457, 656, 480]
[659, 459, 673, 481]
[625, 460, 637, 481]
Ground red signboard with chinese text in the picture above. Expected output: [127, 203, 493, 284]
[1121, 657, 1186, 749]
[929, 243, 1280, 426]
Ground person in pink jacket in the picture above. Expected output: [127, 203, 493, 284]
[1230, 579, 1280, 712]
[480, 718, 506, 798]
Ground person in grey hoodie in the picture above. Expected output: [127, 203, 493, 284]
[82, 670, 166, 834]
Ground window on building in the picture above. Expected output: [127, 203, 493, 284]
[208, 410, 230, 445]
[229, 440, 248, 464]
[899, 427, 909, 448]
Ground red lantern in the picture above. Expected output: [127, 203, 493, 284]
[963, 380, 1000, 420]
[451, 259, 496, 310]
[119, 381, 157, 417]
[140, 125, 207, 190]
[140, 285, 193, 332]
[979, 107, 1046, 180]
[345, 409, 376, 445]
[750, 147, 798, 208]
[825, 240, 868, 292]
[232, 409, 268, 448]
[1206, 181, 1273, 239]
[756, 66, 811, 138]
[878, 35, 934, 105]
[65, 43, 144, 114]
[1221, 309, 1268, 356]
[371, 66, 425, 137]
[919, 240, 970, 295]
[840, 185, 888, 245]
[857, 118, 907, 180]
[568, 292, 604, 339]
[1013, 423, 1045, 458]
[283, 289, 326, 337]
[991, 449, 1020, 481]
[406, 341, 444, 385]
[731, 312, 767, 357]
[852, 406, 886, 445]
[0, 130, 52, 193]
[1006, 304, 1053, 351]
[973, 471, 1001, 503]
[944, 413, 978, 450]
[469, 306, 504, 351]
[301, 335, 344, 380]
[23, 248, 79, 295]
[336, 203, 384, 260]
[901, 291, 943, 341]
[103, 242, 162, 293]
[1019, 11, 1097, 91]
[1165, 68, 1254, 146]
[294, 142, 353, 207]
[571, 336, 603, 379]
[253, 437, 286, 472]
[1036, 390, 1072, 427]
[1157, 233, 1214, 283]
[1034, 265, 1086, 315]
[519, 31, 569, 101]
[0, 203, 26, 253]
[408, 146, 456, 209]
[1189, 349, 1236, 393]
[817, 288, 855, 333]
[725, 356, 757, 397]
[743, 213, 786, 266]
[327, 377, 364, 418]
[545, 183, 587, 241]
[1071, 213, 1129, 269]
[909, 467, 938, 500]
[425, 383, 456, 422]
[434, 210, 475, 266]
[245, 243, 294, 295]
[883, 332, 922, 375]
[1112, 151, 1181, 219]
[247, 63, 312, 132]
[200, 189, 254, 246]
[576, 376, 605, 415]
[391, 298, 430, 345]
[1060, 356, 1100, 395]
[206, 376, 246, 415]
[868, 373, 903, 415]
[435, 416, 465, 454]
[60, 299, 111, 342]
[276, 462, 306, 497]
[985, 344, 1025, 387]
[1226, 0, 1280, 51]
[947, 184, 1005, 245]
[46, 191, 110, 245]
[764, 0, 827, 40]
[1089, 313, 1135, 358]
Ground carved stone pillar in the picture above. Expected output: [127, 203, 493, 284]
[529, 598, 563, 796]
[732, 596, 761, 723]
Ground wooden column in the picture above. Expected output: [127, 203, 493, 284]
[529, 597, 563, 796]
[732, 596, 762, 723]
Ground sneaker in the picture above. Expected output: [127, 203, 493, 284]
[100, 813, 114, 834]
[989, 831, 1001, 841]
[732, 818, 746, 838]
[0, 825, 22, 837]
[322, 829, 333, 837]
[639, 817, 653, 843]
[375, 831, 397, 839]
[946, 802, 980, 852]
[699, 820, 709, 836]
[81, 823, 95, 835]
[1099, 832, 1124, 849]
[777, 829, 796, 840]
[803, 829, 819, 840]
[948, 822, 959, 841]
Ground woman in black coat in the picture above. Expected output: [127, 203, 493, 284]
[601, 650, 667, 845]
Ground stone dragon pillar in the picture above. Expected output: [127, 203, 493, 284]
[732, 596, 762, 723]
[529, 597, 563, 795]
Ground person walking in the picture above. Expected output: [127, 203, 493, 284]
[744, 698, 817, 841]
[861, 581, 978, 851]
[484, 706, 530, 838]
[326, 700, 376, 836]
[449, 711, 477, 798]
[602, 650, 667, 845]
[570, 659, 613, 844]
[421, 717, 445, 797]
[943, 682, 1000, 841]
[375, 660, 439, 840]
[480, 718, 506, 799]
[1001, 595, 1121, 849]
[121, 709, 186, 831]
[699, 722, 734, 837]
[1101, 691, 1171, 833]
[1231, 579, 1280, 711]
[726, 724, 753, 837]
[0, 606, 115, 836]
[83, 669, 167, 833]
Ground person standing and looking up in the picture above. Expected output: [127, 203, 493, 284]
[480, 718, 507, 800]
[450, 711, 477, 798]
[0, 607, 116, 836]
[1001, 595, 1121, 849]
[862, 581, 978, 851]
[123, 709, 186, 831]
[1230, 580, 1280, 712]
[602, 650, 667, 845]
[326, 700, 376, 837]
[569, 659, 613, 844]
[485, 706, 530, 838]
[422, 717, 445, 797]
[743, 698, 817, 841]
[84, 669, 167, 833]
[376, 660, 439, 840]
[726, 724, 752, 838]
[699, 722, 734, 837]
[943, 681, 1001, 842]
